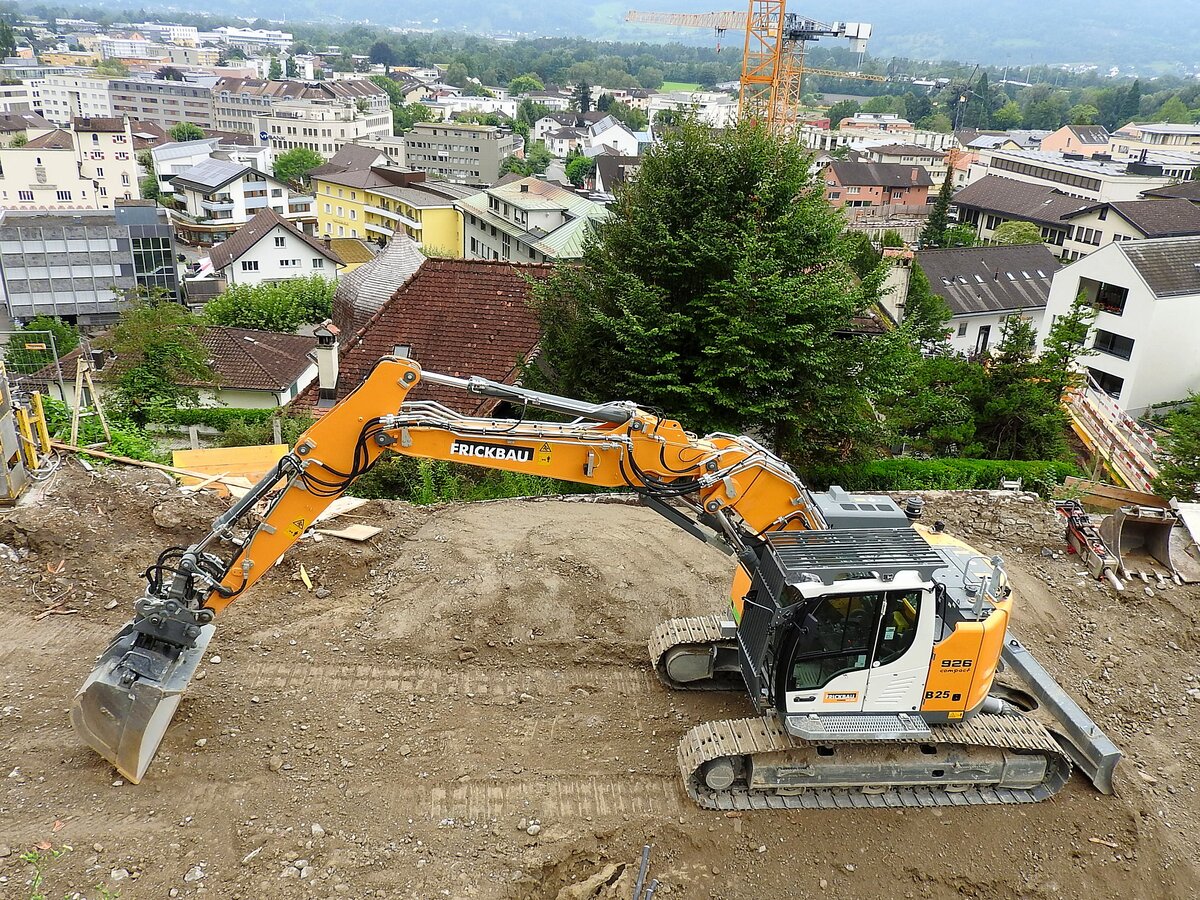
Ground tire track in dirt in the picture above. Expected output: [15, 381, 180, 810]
[421, 774, 685, 821]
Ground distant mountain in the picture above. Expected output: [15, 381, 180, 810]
[95, 0, 1200, 71]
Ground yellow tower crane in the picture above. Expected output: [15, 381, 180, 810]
[626, 5, 879, 134]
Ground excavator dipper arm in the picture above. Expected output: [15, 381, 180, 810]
[72, 359, 818, 781]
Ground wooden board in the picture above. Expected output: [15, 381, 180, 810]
[1063, 477, 1167, 510]
[172, 444, 288, 498]
[313, 496, 369, 524]
[315, 524, 382, 542]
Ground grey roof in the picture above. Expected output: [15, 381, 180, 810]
[1140, 181, 1200, 202]
[868, 143, 947, 158]
[1065, 125, 1111, 145]
[152, 138, 219, 161]
[1118, 237, 1200, 298]
[916, 244, 1062, 316]
[170, 158, 253, 191]
[827, 161, 934, 188]
[1061, 199, 1200, 238]
[209, 208, 342, 272]
[951, 175, 1090, 227]
[331, 233, 426, 336]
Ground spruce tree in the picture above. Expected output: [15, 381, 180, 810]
[920, 170, 954, 249]
[528, 120, 905, 467]
[1120, 80, 1142, 125]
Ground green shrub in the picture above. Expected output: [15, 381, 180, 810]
[150, 407, 277, 429]
[348, 454, 601, 503]
[807, 458, 1079, 497]
[39, 396, 166, 463]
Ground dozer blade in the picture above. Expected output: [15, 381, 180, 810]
[71, 621, 215, 783]
[1099, 505, 1178, 577]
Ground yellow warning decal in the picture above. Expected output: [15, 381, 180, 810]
[285, 517, 308, 538]
[536, 442, 552, 465]
[948, 710, 964, 720]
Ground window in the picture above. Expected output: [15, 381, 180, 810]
[312, 258, 324, 269]
[324, 203, 331, 213]
[274, 236, 286, 247]
[18, 190, 33, 201]
[350, 209, 356, 220]
[1093, 280, 1129, 315]
[56, 190, 72, 201]
[785, 592, 882, 692]
[1094, 329, 1135, 360]
[280, 259, 300, 268]
[846, 186, 860, 194]
[392, 344, 411, 358]
[957, 321, 968, 337]
[241, 260, 260, 271]
[99, 187, 107, 196]
[121, 174, 130, 185]
[95, 167, 104, 177]
[1088, 367, 1124, 398]
[336, 207, 343, 216]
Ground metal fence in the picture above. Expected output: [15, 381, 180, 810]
[0, 330, 67, 404]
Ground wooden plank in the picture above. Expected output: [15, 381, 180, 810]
[1063, 477, 1166, 510]
[173, 444, 287, 488]
[315, 524, 382, 542]
[313, 496, 369, 524]
[51, 441, 264, 489]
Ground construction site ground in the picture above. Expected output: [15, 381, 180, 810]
[2, 463, 1199, 900]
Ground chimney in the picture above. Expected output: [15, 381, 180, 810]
[313, 319, 340, 407]
[322, 235, 332, 249]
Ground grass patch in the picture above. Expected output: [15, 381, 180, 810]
[659, 81, 701, 92]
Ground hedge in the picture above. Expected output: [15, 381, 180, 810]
[150, 407, 277, 429]
[808, 458, 1080, 497]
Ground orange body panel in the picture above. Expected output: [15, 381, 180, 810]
[921, 599, 1012, 718]
[730, 565, 752, 622]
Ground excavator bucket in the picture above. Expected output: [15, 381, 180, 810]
[1099, 505, 1179, 578]
[71, 621, 214, 783]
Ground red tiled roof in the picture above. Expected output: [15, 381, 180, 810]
[23, 129, 74, 149]
[292, 258, 553, 415]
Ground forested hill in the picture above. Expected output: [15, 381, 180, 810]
[49, 0, 1200, 70]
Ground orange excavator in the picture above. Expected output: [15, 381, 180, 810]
[72, 358, 1120, 808]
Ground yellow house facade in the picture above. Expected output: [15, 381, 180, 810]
[312, 170, 469, 258]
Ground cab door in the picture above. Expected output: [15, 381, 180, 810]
[778, 592, 883, 714]
[864, 589, 934, 713]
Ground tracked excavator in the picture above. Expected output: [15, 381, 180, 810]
[71, 358, 1121, 809]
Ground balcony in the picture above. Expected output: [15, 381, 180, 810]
[245, 196, 268, 209]
[201, 198, 235, 212]
[365, 221, 394, 236]
[365, 204, 399, 221]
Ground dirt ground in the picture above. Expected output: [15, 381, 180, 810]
[1, 463, 1199, 900]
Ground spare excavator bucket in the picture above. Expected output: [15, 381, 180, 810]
[71, 622, 214, 783]
[1099, 505, 1179, 577]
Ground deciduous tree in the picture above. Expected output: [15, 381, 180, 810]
[203, 276, 336, 333]
[168, 122, 204, 142]
[1038, 291, 1098, 401]
[272, 147, 324, 186]
[991, 220, 1044, 245]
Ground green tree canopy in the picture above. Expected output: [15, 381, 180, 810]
[528, 119, 905, 467]
[272, 147, 324, 186]
[1038, 291, 1097, 402]
[943, 223, 979, 247]
[991, 220, 1044, 245]
[168, 122, 204, 142]
[392, 101, 434, 134]
[202, 276, 336, 333]
[901, 265, 952, 346]
[268, 57, 282, 80]
[826, 99, 860, 129]
[992, 100, 1023, 129]
[1154, 96, 1192, 124]
[919, 170, 954, 248]
[369, 41, 397, 70]
[564, 154, 596, 187]
[99, 290, 213, 426]
[1069, 103, 1100, 125]
[509, 73, 544, 94]
[1153, 398, 1200, 501]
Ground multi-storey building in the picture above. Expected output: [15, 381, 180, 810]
[0, 201, 179, 326]
[169, 158, 314, 245]
[204, 26, 293, 52]
[0, 130, 102, 210]
[211, 78, 389, 158]
[1109, 123, 1200, 158]
[0, 82, 35, 114]
[40, 73, 112, 125]
[165, 45, 221, 67]
[966, 148, 1191, 202]
[401, 121, 518, 184]
[98, 37, 167, 60]
[1037, 236, 1200, 414]
[647, 90, 736, 127]
[456, 176, 609, 262]
[73, 117, 139, 205]
[310, 145, 473, 254]
[109, 78, 215, 130]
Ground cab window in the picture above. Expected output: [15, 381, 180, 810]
[875, 590, 922, 666]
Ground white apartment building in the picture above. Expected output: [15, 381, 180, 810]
[0, 131, 101, 210]
[209, 208, 343, 286]
[203, 27, 293, 52]
[422, 95, 518, 121]
[257, 100, 391, 159]
[1109, 123, 1200, 158]
[151, 138, 271, 195]
[40, 73, 112, 125]
[916, 243, 1060, 356]
[966, 148, 1189, 202]
[798, 124, 958, 153]
[169, 158, 314, 246]
[0, 82, 35, 114]
[134, 23, 199, 46]
[98, 37, 166, 60]
[1037, 236, 1200, 414]
[647, 90, 737, 128]
[455, 177, 608, 262]
[1057, 199, 1200, 262]
[73, 116, 139, 205]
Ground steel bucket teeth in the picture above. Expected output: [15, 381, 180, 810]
[70, 622, 215, 783]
